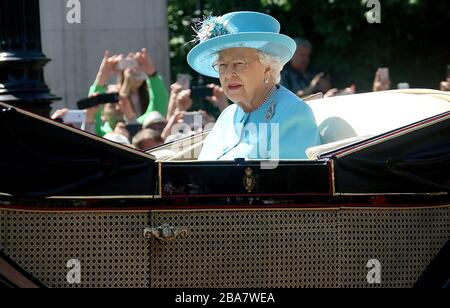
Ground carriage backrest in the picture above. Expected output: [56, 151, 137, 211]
[306, 91, 450, 145]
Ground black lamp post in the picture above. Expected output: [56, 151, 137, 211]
[0, 0, 59, 117]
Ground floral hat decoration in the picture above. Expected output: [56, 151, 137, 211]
[187, 11, 297, 78]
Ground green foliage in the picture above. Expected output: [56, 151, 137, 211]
[168, 0, 450, 92]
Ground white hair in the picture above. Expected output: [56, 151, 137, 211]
[257, 51, 284, 84]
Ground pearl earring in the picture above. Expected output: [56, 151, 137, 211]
[264, 79, 269, 84]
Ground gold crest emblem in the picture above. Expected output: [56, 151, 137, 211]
[243, 167, 256, 193]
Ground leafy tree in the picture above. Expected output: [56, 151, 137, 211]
[168, 0, 450, 92]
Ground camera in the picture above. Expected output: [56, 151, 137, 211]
[77, 93, 120, 110]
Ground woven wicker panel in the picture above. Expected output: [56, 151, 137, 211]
[0, 208, 4, 252]
[150, 210, 340, 288]
[0, 211, 150, 288]
[339, 207, 450, 288]
[1, 206, 449, 288]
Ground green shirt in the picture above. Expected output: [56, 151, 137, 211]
[88, 74, 169, 137]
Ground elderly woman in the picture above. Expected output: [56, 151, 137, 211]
[187, 12, 320, 160]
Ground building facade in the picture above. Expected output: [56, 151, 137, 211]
[39, 0, 170, 110]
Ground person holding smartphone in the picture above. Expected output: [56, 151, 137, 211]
[166, 80, 228, 122]
[87, 49, 169, 137]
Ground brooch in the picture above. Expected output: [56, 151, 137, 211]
[266, 100, 276, 121]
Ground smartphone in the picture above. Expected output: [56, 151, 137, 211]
[117, 58, 138, 71]
[177, 74, 192, 90]
[77, 93, 120, 110]
[191, 85, 213, 99]
[63, 110, 86, 124]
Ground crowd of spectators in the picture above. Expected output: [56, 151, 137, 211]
[51, 41, 449, 152]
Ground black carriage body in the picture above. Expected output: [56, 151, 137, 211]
[0, 101, 449, 288]
[0, 103, 448, 200]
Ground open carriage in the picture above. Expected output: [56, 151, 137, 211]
[0, 89, 449, 288]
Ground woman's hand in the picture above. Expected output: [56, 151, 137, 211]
[206, 84, 229, 112]
[135, 48, 156, 76]
[170, 82, 184, 96]
[176, 89, 193, 112]
[161, 110, 184, 140]
[296, 73, 325, 97]
[96, 51, 123, 86]
[51, 108, 69, 121]
[119, 68, 134, 97]
[118, 95, 137, 122]
[114, 122, 130, 140]
[310, 73, 325, 90]
[324, 88, 339, 98]
[120, 67, 147, 96]
[324, 84, 356, 98]
[166, 82, 183, 120]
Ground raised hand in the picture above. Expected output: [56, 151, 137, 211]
[96, 50, 123, 86]
[176, 89, 193, 112]
[206, 84, 229, 112]
[134, 48, 156, 76]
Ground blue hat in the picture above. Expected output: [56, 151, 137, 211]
[187, 11, 297, 78]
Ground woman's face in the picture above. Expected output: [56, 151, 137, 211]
[102, 103, 123, 129]
[216, 48, 270, 112]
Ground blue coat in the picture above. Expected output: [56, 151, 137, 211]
[198, 85, 321, 161]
